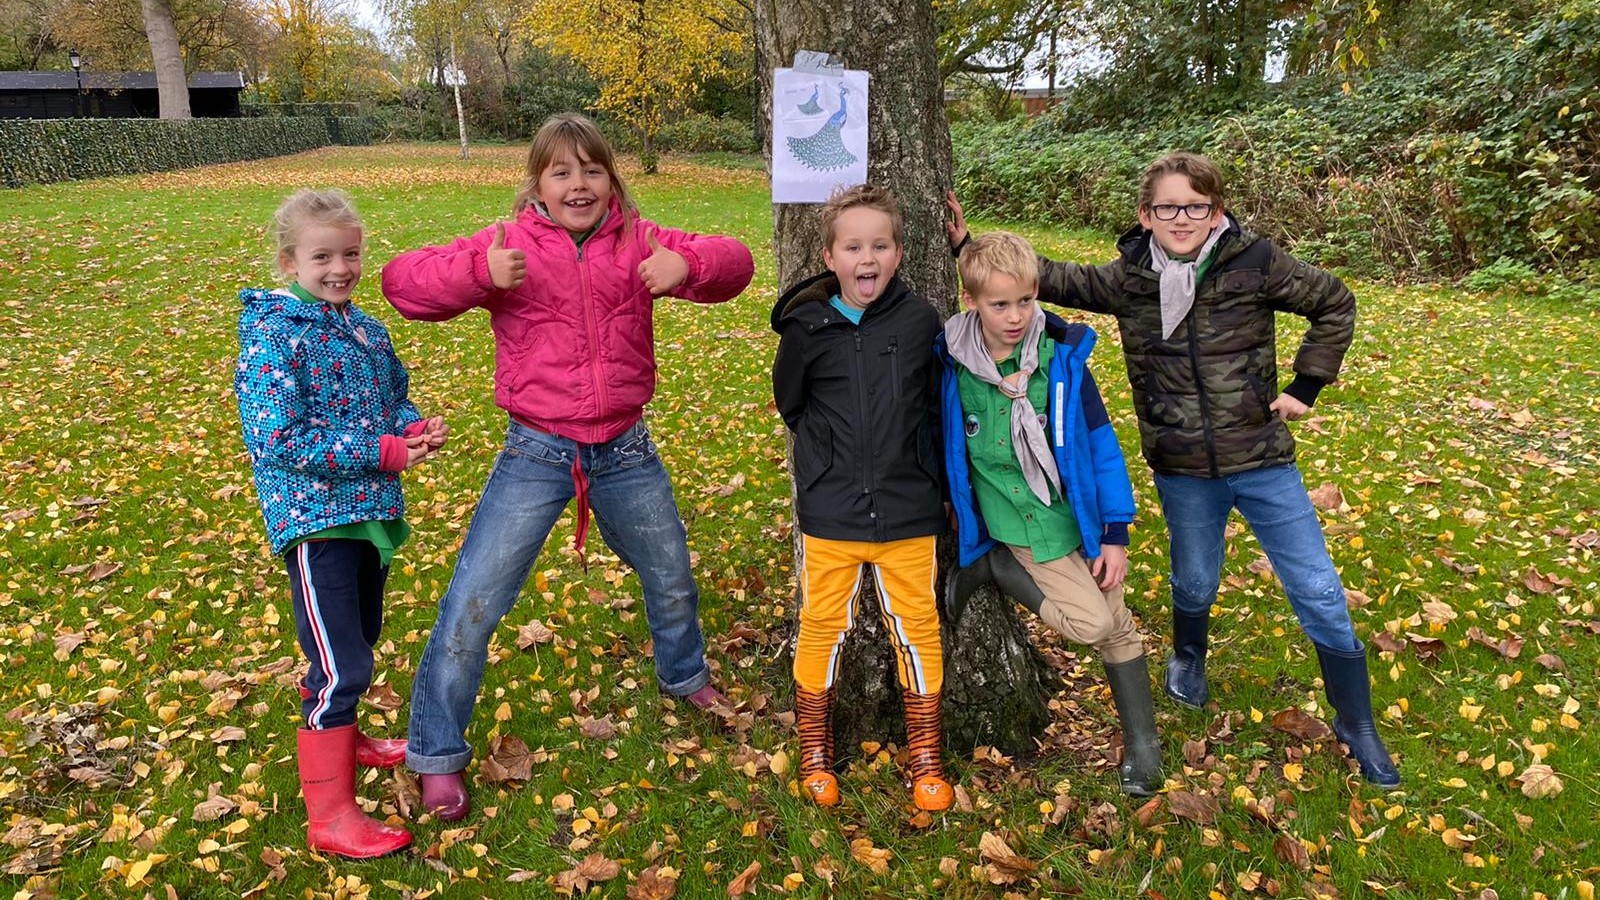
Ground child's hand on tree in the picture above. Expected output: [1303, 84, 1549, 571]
[487, 223, 527, 290]
[638, 228, 689, 296]
[1269, 393, 1310, 421]
[1092, 544, 1128, 591]
[945, 191, 970, 251]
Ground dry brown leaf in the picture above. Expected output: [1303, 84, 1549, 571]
[1534, 653, 1565, 671]
[1167, 789, 1220, 825]
[1274, 833, 1312, 871]
[1307, 483, 1346, 512]
[849, 837, 892, 874]
[516, 620, 556, 649]
[725, 860, 760, 897]
[191, 795, 236, 822]
[977, 831, 1036, 885]
[1518, 764, 1564, 799]
[628, 865, 679, 900]
[1271, 708, 1332, 742]
[580, 715, 618, 740]
[364, 682, 404, 711]
[1404, 632, 1446, 661]
[481, 735, 535, 783]
[1371, 632, 1406, 654]
[1465, 626, 1523, 659]
[1421, 601, 1458, 624]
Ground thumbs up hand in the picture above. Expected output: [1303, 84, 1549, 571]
[487, 223, 527, 290]
[637, 228, 689, 296]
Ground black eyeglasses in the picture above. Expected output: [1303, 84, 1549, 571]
[1149, 203, 1216, 221]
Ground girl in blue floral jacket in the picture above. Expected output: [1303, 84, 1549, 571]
[234, 189, 446, 859]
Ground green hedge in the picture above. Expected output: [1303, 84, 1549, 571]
[243, 102, 363, 118]
[0, 116, 378, 188]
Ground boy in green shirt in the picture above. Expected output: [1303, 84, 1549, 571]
[936, 232, 1161, 796]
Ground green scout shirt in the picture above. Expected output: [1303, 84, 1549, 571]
[281, 282, 412, 566]
[957, 334, 1082, 563]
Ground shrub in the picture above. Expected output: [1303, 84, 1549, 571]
[659, 113, 757, 154]
[0, 116, 377, 188]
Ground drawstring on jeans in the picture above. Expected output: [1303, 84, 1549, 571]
[571, 456, 591, 571]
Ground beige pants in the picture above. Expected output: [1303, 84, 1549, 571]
[1010, 545, 1145, 665]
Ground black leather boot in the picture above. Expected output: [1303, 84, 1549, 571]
[1164, 609, 1210, 709]
[1316, 642, 1401, 787]
[1105, 655, 1162, 796]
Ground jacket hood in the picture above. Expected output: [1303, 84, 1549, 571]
[239, 287, 321, 323]
[1115, 211, 1255, 271]
[770, 270, 912, 333]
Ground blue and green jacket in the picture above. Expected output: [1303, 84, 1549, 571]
[937, 313, 1135, 567]
[234, 288, 421, 555]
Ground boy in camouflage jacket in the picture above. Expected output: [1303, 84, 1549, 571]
[947, 152, 1400, 787]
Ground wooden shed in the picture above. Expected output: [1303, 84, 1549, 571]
[0, 71, 246, 119]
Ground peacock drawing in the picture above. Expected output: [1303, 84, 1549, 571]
[797, 84, 822, 115]
[786, 86, 857, 172]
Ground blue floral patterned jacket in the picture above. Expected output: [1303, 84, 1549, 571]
[234, 288, 421, 554]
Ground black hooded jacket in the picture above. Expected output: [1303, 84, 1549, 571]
[770, 271, 946, 543]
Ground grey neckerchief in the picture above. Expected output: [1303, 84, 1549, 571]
[1149, 222, 1230, 340]
[945, 309, 1061, 505]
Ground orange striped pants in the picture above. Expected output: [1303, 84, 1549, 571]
[793, 534, 943, 695]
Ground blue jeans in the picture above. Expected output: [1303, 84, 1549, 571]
[1153, 464, 1359, 651]
[407, 419, 710, 773]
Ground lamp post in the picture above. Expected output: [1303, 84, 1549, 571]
[69, 49, 83, 117]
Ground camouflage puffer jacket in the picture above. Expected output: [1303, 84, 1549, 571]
[1035, 218, 1356, 478]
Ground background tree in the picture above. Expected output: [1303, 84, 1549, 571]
[381, 0, 478, 156]
[47, 0, 270, 78]
[518, 0, 746, 173]
[0, 0, 60, 70]
[141, 0, 191, 117]
[756, 0, 1057, 757]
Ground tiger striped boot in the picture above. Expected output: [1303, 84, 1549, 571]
[795, 686, 839, 807]
[902, 690, 953, 811]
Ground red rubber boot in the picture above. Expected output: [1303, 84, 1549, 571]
[297, 725, 413, 859]
[299, 684, 406, 768]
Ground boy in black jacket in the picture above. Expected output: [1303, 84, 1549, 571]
[771, 184, 950, 811]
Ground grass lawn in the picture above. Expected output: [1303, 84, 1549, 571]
[1, 144, 1597, 899]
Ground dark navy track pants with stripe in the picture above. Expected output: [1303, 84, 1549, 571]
[286, 538, 386, 729]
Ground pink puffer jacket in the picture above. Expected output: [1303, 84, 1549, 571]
[381, 198, 754, 444]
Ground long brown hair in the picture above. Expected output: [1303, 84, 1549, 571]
[512, 114, 637, 234]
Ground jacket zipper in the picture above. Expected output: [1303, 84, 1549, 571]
[1182, 302, 1220, 477]
[333, 305, 398, 424]
[850, 327, 879, 536]
[576, 239, 608, 421]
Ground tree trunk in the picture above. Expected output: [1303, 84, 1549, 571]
[141, 0, 191, 119]
[450, 33, 469, 159]
[756, 0, 1056, 757]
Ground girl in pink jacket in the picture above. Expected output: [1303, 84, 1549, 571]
[382, 113, 755, 821]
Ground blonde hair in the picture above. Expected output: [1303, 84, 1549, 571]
[958, 231, 1038, 295]
[273, 188, 362, 277]
[819, 183, 904, 249]
[1137, 152, 1226, 210]
[512, 113, 636, 228]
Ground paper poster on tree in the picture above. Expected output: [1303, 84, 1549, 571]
[772, 67, 869, 203]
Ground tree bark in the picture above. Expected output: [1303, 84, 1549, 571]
[756, 0, 1056, 757]
[141, 0, 191, 119]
